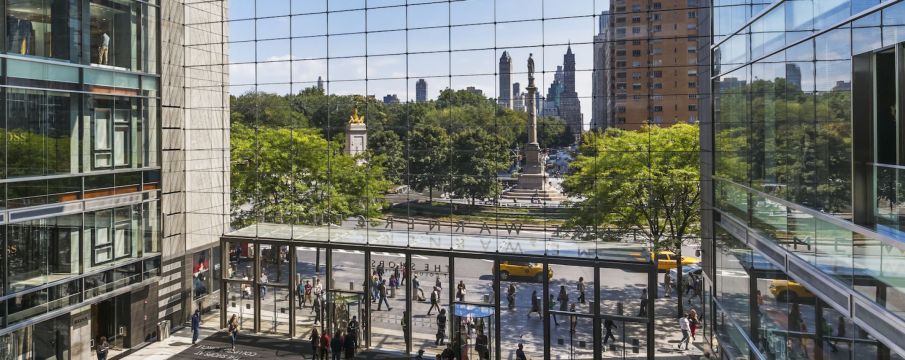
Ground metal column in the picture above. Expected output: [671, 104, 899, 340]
[289, 245, 297, 338]
[364, 249, 371, 349]
[493, 258, 501, 360]
[405, 252, 413, 355]
[594, 266, 602, 360]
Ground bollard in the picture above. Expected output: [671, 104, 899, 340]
[558, 338, 565, 346]
[617, 302, 624, 316]
[632, 339, 640, 353]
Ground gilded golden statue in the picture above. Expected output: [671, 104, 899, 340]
[349, 108, 365, 124]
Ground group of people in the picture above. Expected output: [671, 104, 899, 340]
[371, 264, 407, 311]
[677, 309, 700, 351]
[663, 271, 703, 303]
[308, 323, 359, 360]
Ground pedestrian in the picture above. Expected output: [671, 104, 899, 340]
[344, 330, 355, 359]
[603, 318, 618, 345]
[691, 275, 702, 303]
[569, 303, 578, 335]
[435, 276, 442, 290]
[320, 331, 331, 360]
[191, 309, 202, 344]
[228, 314, 239, 351]
[371, 273, 379, 302]
[678, 314, 691, 350]
[515, 343, 527, 360]
[507, 283, 516, 309]
[376, 263, 385, 280]
[428, 287, 441, 315]
[436, 308, 447, 345]
[685, 274, 694, 296]
[663, 272, 673, 298]
[639, 288, 648, 317]
[414, 349, 425, 360]
[313, 295, 322, 324]
[401, 311, 410, 350]
[347, 316, 360, 349]
[96, 336, 110, 360]
[333, 331, 344, 360]
[689, 309, 699, 341]
[823, 320, 839, 353]
[297, 278, 305, 307]
[260, 274, 268, 298]
[304, 280, 313, 306]
[378, 280, 392, 311]
[393, 265, 401, 284]
[528, 290, 541, 318]
[314, 278, 323, 299]
[558, 285, 569, 311]
[309, 327, 321, 360]
[456, 280, 466, 302]
[413, 275, 424, 301]
[577, 276, 586, 304]
[389, 274, 399, 298]
[475, 329, 489, 360]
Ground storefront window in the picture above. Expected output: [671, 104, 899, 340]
[87, 95, 142, 170]
[6, 214, 81, 294]
[193, 250, 211, 300]
[6, 89, 78, 177]
[89, 0, 138, 70]
[83, 205, 141, 271]
[6, 0, 81, 62]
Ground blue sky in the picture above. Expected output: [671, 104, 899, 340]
[228, 0, 614, 121]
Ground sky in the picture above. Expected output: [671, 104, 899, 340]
[227, 0, 615, 122]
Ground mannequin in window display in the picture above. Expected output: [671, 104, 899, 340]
[98, 32, 110, 64]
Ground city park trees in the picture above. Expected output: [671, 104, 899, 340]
[563, 124, 700, 313]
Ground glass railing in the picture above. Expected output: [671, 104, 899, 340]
[716, 178, 905, 321]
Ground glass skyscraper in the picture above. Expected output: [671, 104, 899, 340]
[0, 0, 230, 359]
[705, 0, 905, 359]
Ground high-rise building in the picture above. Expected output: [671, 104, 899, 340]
[465, 86, 484, 97]
[499, 51, 512, 109]
[416, 79, 428, 103]
[592, 11, 612, 130]
[0, 0, 230, 357]
[383, 94, 400, 104]
[606, 0, 700, 129]
[317, 76, 325, 92]
[559, 45, 583, 139]
[704, 1, 905, 359]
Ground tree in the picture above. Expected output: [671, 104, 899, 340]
[408, 124, 451, 201]
[230, 122, 390, 228]
[449, 128, 510, 204]
[368, 130, 406, 184]
[563, 124, 700, 314]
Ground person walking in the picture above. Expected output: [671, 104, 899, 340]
[376, 263, 385, 280]
[678, 314, 691, 350]
[569, 303, 578, 335]
[414, 349, 425, 360]
[639, 288, 649, 317]
[347, 316, 360, 350]
[689, 309, 700, 341]
[228, 314, 239, 351]
[96, 336, 110, 360]
[393, 265, 401, 285]
[371, 273, 379, 302]
[344, 330, 356, 359]
[554, 285, 568, 326]
[297, 278, 305, 307]
[515, 343, 527, 360]
[577, 277, 586, 304]
[332, 331, 344, 360]
[413, 275, 424, 301]
[528, 289, 541, 318]
[378, 280, 392, 311]
[603, 319, 618, 345]
[507, 283, 516, 309]
[260, 274, 268, 298]
[436, 308, 447, 345]
[320, 331, 331, 360]
[663, 272, 673, 298]
[313, 295, 323, 325]
[435, 276, 442, 290]
[456, 280, 466, 302]
[309, 327, 321, 360]
[428, 287, 441, 315]
[191, 309, 202, 344]
[304, 280, 313, 306]
[389, 274, 399, 298]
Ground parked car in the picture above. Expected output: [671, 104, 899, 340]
[667, 263, 702, 288]
[652, 251, 701, 271]
[497, 261, 553, 282]
[769, 279, 815, 302]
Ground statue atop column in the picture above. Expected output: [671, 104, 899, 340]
[527, 53, 535, 85]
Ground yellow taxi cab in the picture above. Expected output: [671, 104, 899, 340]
[498, 261, 553, 282]
[769, 280, 815, 302]
[652, 251, 701, 271]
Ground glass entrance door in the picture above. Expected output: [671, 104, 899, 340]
[451, 304, 495, 360]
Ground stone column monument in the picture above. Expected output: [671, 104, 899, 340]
[502, 54, 564, 202]
[519, 54, 548, 190]
[346, 108, 367, 162]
